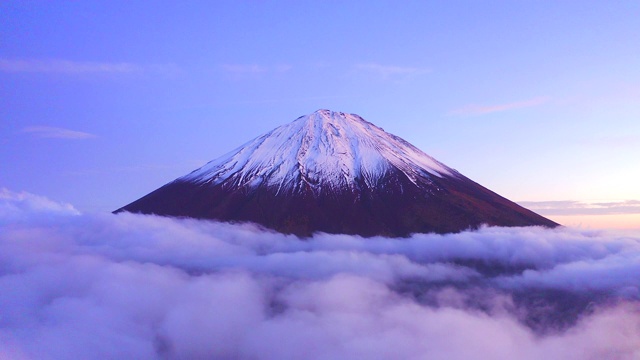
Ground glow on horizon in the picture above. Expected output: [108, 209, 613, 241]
[549, 214, 640, 231]
[518, 199, 640, 230]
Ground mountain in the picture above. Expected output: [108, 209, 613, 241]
[116, 109, 558, 237]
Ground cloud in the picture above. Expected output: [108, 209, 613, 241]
[221, 63, 292, 76]
[520, 200, 640, 216]
[21, 126, 96, 139]
[221, 64, 268, 74]
[274, 64, 293, 73]
[449, 97, 550, 116]
[0, 58, 181, 75]
[0, 188, 79, 223]
[355, 63, 431, 79]
[0, 58, 139, 73]
[584, 135, 640, 149]
[1, 189, 639, 359]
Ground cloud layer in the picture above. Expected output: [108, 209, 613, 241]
[1, 190, 639, 359]
[520, 199, 640, 216]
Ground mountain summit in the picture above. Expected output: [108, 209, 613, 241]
[117, 110, 558, 237]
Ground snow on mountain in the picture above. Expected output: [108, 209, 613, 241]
[181, 109, 457, 194]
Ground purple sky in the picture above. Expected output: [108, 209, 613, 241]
[1, 1, 639, 228]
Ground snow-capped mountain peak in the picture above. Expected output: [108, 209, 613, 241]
[118, 109, 558, 237]
[181, 109, 456, 194]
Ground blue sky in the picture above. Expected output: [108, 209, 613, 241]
[1, 1, 639, 228]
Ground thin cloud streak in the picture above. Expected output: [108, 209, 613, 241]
[355, 63, 431, 79]
[0, 58, 181, 75]
[221, 64, 268, 74]
[520, 200, 640, 216]
[449, 97, 550, 116]
[583, 135, 640, 149]
[1, 58, 139, 73]
[21, 126, 97, 140]
[221, 63, 292, 75]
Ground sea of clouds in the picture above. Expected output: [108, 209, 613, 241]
[1, 188, 639, 359]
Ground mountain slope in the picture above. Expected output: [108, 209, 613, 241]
[116, 109, 558, 237]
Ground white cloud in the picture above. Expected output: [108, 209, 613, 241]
[449, 97, 550, 116]
[1, 189, 639, 359]
[0, 188, 79, 222]
[21, 126, 96, 139]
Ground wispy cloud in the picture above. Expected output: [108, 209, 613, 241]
[221, 63, 292, 75]
[519, 199, 640, 216]
[274, 64, 292, 73]
[221, 64, 268, 74]
[449, 96, 550, 116]
[583, 135, 640, 149]
[22, 126, 96, 140]
[1, 58, 138, 73]
[355, 63, 431, 79]
[0, 58, 181, 75]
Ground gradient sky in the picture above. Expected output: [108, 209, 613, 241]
[1, 1, 639, 229]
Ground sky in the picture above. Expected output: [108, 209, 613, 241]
[1, 1, 639, 229]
